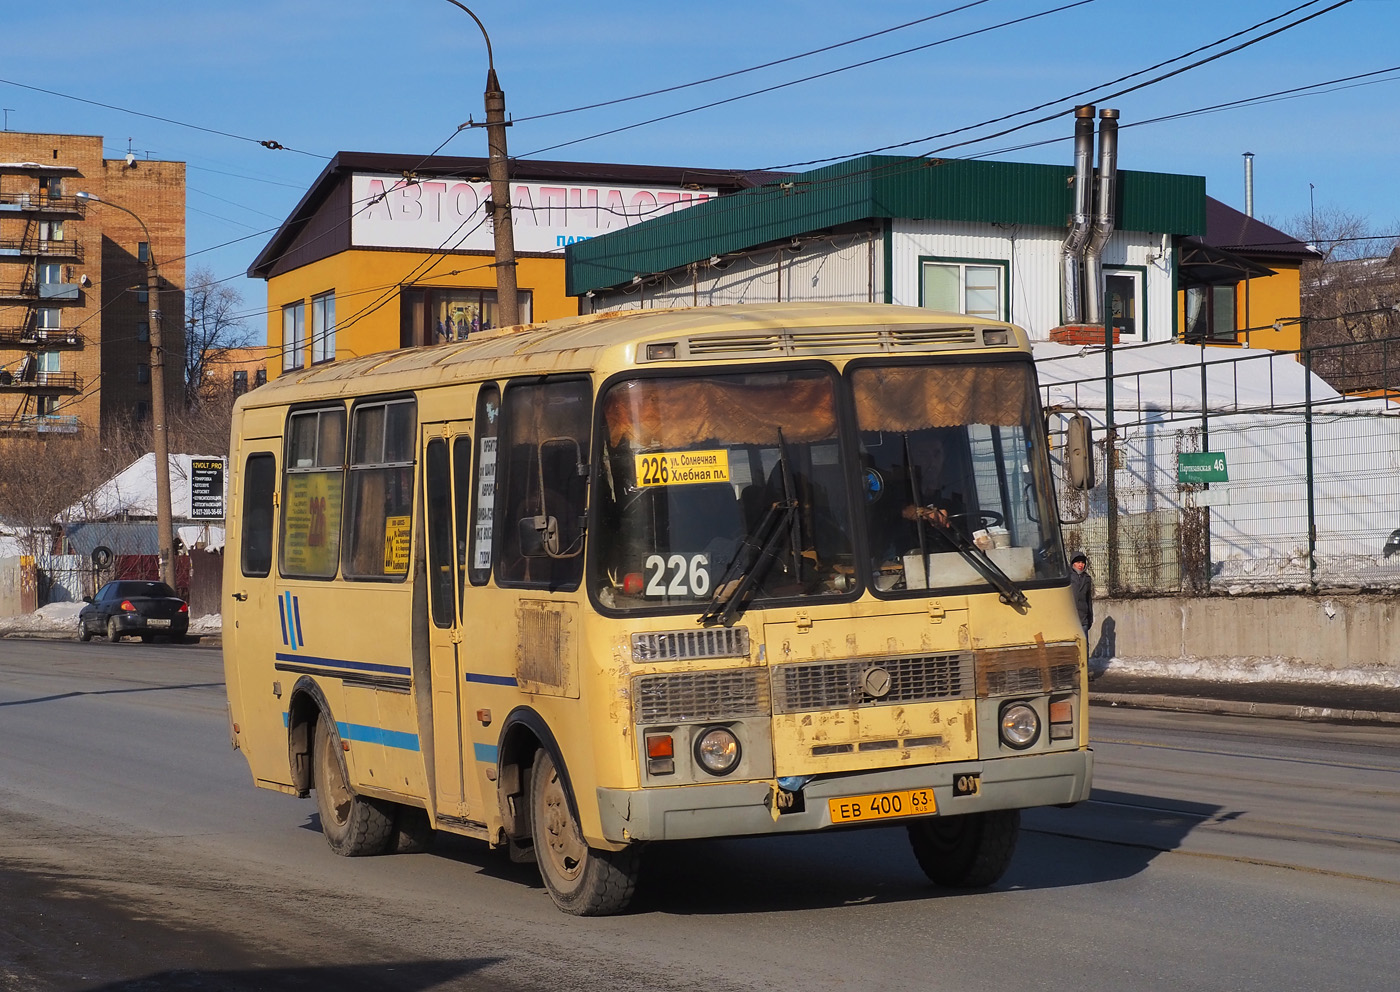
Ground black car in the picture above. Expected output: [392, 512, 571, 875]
[78, 580, 190, 643]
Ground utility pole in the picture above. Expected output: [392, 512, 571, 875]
[75, 192, 176, 588]
[445, 1, 519, 328]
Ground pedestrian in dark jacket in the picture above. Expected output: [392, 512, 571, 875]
[1069, 552, 1093, 631]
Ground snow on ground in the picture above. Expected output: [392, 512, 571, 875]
[1, 605, 1392, 690]
[0, 604, 221, 638]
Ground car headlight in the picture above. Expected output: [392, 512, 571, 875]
[999, 702, 1040, 749]
[694, 726, 741, 776]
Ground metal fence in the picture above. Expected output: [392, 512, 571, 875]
[1041, 334, 1400, 596]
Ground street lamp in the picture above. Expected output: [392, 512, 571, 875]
[442, 0, 520, 328]
[75, 190, 176, 588]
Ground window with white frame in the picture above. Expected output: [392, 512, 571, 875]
[920, 259, 1006, 320]
[311, 291, 336, 364]
[38, 351, 60, 374]
[282, 301, 306, 371]
[36, 308, 60, 339]
[37, 262, 61, 285]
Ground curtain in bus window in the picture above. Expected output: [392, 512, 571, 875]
[602, 376, 836, 450]
[851, 364, 1026, 430]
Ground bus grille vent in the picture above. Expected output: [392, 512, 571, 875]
[634, 669, 770, 724]
[771, 653, 973, 714]
[632, 626, 749, 663]
[975, 643, 1080, 697]
[683, 326, 980, 358]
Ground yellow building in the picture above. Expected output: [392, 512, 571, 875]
[1177, 197, 1318, 351]
[250, 152, 756, 378]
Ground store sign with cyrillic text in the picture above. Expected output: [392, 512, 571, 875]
[350, 173, 717, 254]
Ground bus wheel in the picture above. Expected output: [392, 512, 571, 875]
[907, 809, 1020, 888]
[529, 748, 639, 916]
[393, 805, 436, 854]
[313, 716, 394, 857]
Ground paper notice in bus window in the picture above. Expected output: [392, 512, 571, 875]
[634, 449, 730, 487]
[283, 472, 343, 575]
[383, 515, 411, 573]
[473, 436, 498, 570]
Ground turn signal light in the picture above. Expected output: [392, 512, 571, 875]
[1049, 697, 1075, 740]
[645, 733, 675, 776]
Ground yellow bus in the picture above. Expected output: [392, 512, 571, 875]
[223, 302, 1092, 915]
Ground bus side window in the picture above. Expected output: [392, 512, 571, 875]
[343, 397, 417, 580]
[241, 453, 276, 578]
[468, 383, 500, 586]
[494, 378, 591, 590]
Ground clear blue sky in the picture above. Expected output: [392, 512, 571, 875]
[4, 0, 1397, 332]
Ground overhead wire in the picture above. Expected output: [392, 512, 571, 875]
[518, 0, 1098, 159]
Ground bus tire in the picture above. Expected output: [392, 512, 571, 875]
[907, 809, 1020, 889]
[393, 805, 436, 854]
[529, 748, 639, 916]
[313, 716, 394, 857]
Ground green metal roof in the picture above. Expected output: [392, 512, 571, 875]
[566, 155, 1206, 295]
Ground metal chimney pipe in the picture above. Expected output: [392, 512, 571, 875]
[1084, 108, 1120, 327]
[1243, 152, 1255, 217]
[1060, 105, 1096, 326]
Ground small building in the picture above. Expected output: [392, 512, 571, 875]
[566, 148, 1204, 344]
[249, 153, 763, 378]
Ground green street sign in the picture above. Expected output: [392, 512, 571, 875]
[1178, 451, 1228, 483]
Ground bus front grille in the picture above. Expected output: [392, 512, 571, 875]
[633, 669, 770, 724]
[771, 653, 973, 714]
[632, 626, 750, 663]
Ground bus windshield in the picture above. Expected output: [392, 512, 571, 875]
[852, 362, 1067, 595]
[593, 369, 854, 612]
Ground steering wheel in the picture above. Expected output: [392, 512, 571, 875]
[950, 509, 1004, 529]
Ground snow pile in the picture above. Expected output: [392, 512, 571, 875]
[1092, 652, 1400, 689]
[0, 604, 222, 638]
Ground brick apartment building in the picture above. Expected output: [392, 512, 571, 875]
[0, 131, 185, 447]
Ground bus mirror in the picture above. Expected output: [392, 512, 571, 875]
[1065, 414, 1095, 491]
[519, 514, 560, 558]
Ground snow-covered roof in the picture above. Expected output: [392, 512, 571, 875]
[57, 453, 226, 523]
[1033, 342, 1395, 417]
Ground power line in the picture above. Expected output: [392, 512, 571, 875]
[0, 76, 327, 159]
[515, 0, 996, 123]
[517, 0, 1098, 159]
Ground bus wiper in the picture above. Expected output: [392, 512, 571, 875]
[699, 494, 798, 628]
[921, 518, 1030, 610]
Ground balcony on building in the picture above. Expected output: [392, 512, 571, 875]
[0, 191, 87, 219]
[0, 369, 82, 392]
[0, 413, 81, 434]
[0, 237, 84, 261]
[0, 276, 84, 303]
[0, 316, 83, 348]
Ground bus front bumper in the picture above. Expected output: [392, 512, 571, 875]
[596, 748, 1093, 844]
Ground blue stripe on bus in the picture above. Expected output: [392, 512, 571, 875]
[473, 742, 499, 763]
[278, 712, 418, 751]
[337, 721, 420, 752]
[293, 596, 304, 647]
[274, 653, 412, 677]
[277, 595, 289, 647]
[464, 672, 518, 686]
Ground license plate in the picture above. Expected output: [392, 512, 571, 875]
[147, 618, 171, 627]
[828, 787, 936, 824]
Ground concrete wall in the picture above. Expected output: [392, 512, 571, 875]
[1090, 594, 1400, 673]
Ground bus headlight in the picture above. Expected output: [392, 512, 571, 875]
[999, 702, 1040, 749]
[694, 727, 742, 775]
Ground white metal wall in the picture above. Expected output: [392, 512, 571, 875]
[890, 219, 1173, 342]
[585, 232, 883, 313]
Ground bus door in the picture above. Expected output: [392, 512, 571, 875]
[420, 421, 485, 822]
[227, 437, 287, 786]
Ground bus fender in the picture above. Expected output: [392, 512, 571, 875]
[287, 676, 334, 798]
[497, 706, 579, 842]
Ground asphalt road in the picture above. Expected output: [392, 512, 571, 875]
[2, 639, 1398, 991]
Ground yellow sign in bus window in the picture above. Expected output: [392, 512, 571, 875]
[634, 449, 731, 487]
[383, 515, 411, 573]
